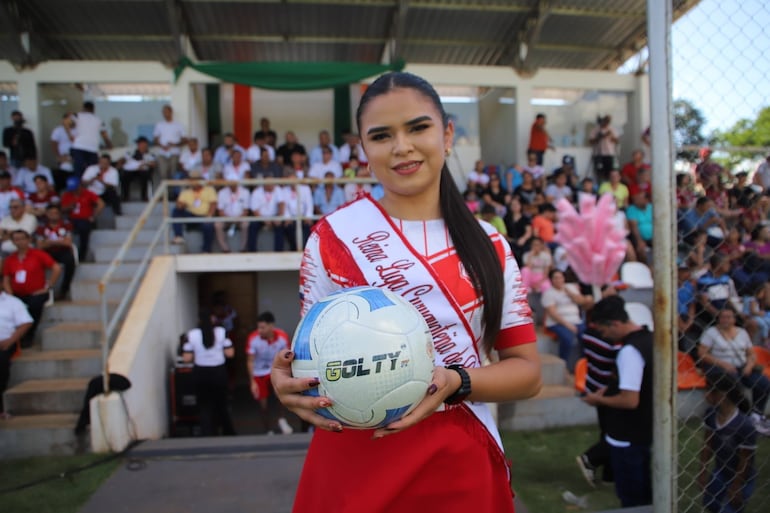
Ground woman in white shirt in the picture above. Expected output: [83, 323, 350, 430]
[698, 306, 770, 427]
[183, 308, 236, 436]
[541, 269, 593, 372]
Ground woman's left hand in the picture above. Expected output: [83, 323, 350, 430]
[371, 366, 457, 439]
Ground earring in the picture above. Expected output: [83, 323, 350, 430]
[445, 148, 452, 157]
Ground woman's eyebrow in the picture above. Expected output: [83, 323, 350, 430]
[366, 115, 433, 136]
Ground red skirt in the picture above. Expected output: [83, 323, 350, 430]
[292, 406, 515, 513]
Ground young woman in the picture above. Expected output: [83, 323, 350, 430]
[182, 308, 236, 436]
[271, 72, 541, 513]
[540, 269, 592, 372]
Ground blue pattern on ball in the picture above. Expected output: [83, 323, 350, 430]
[303, 386, 339, 421]
[381, 404, 414, 426]
[293, 300, 326, 361]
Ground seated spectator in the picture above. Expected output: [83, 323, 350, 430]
[679, 196, 727, 247]
[541, 269, 592, 372]
[716, 226, 746, 270]
[247, 181, 286, 252]
[277, 171, 313, 251]
[178, 137, 202, 175]
[466, 160, 490, 197]
[222, 149, 250, 182]
[285, 149, 309, 179]
[520, 237, 552, 294]
[676, 172, 696, 211]
[478, 203, 508, 240]
[308, 146, 343, 180]
[250, 147, 283, 179]
[13, 157, 54, 195]
[620, 149, 650, 186]
[338, 132, 367, 166]
[626, 191, 653, 263]
[2, 229, 61, 347]
[580, 177, 596, 195]
[82, 154, 121, 216]
[744, 284, 770, 347]
[0, 288, 33, 419]
[502, 163, 522, 194]
[481, 173, 510, 217]
[26, 175, 59, 221]
[532, 203, 557, 249]
[343, 156, 360, 179]
[545, 170, 574, 204]
[513, 171, 541, 206]
[703, 173, 741, 222]
[697, 305, 770, 435]
[192, 147, 222, 181]
[552, 155, 579, 188]
[519, 151, 545, 181]
[464, 188, 481, 215]
[504, 195, 532, 264]
[254, 118, 278, 148]
[696, 254, 745, 329]
[213, 133, 246, 167]
[628, 167, 652, 202]
[60, 177, 103, 262]
[171, 172, 217, 252]
[119, 136, 156, 202]
[309, 130, 340, 166]
[313, 171, 345, 216]
[343, 159, 372, 202]
[682, 229, 711, 278]
[752, 153, 770, 193]
[677, 263, 699, 356]
[0, 169, 24, 221]
[246, 132, 275, 164]
[35, 204, 76, 300]
[214, 181, 250, 253]
[598, 169, 630, 209]
[0, 198, 37, 254]
[276, 131, 306, 168]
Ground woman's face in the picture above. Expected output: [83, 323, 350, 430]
[359, 88, 453, 204]
[717, 309, 736, 328]
[550, 271, 565, 288]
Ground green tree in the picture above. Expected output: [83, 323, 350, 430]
[673, 99, 707, 161]
[714, 106, 770, 157]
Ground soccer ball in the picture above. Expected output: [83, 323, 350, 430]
[291, 286, 435, 429]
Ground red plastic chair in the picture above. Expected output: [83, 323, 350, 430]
[574, 357, 587, 394]
[751, 346, 770, 380]
[677, 351, 707, 390]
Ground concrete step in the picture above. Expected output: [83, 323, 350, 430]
[0, 413, 81, 459]
[539, 353, 569, 387]
[4, 378, 89, 414]
[121, 201, 163, 216]
[498, 384, 596, 431]
[75, 262, 141, 280]
[91, 243, 180, 264]
[42, 300, 119, 323]
[116, 215, 163, 230]
[90, 228, 158, 246]
[42, 322, 103, 351]
[71, 278, 131, 302]
[8, 349, 101, 386]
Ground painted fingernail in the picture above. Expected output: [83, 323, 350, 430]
[330, 424, 343, 432]
[284, 351, 294, 359]
[308, 378, 320, 387]
[427, 384, 438, 395]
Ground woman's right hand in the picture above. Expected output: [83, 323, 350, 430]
[721, 361, 738, 375]
[271, 349, 344, 432]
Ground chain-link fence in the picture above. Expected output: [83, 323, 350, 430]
[669, 1, 770, 512]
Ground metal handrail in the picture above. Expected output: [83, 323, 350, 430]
[98, 176, 378, 392]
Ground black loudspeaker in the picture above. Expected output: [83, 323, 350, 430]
[169, 364, 199, 436]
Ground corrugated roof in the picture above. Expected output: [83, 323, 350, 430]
[0, 0, 701, 73]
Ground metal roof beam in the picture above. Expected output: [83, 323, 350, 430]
[165, 0, 184, 64]
[380, 0, 409, 64]
[0, 0, 33, 67]
[509, 0, 551, 75]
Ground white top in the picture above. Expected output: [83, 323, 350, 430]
[50, 125, 76, 156]
[179, 148, 202, 172]
[755, 161, 770, 190]
[0, 188, 25, 219]
[283, 185, 314, 218]
[0, 291, 33, 339]
[338, 143, 367, 164]
[82, 165, 120, 195]
[222, 161, 251, 182]
[616, 345, 644, 392]
[72, 112, 106, 153]
[308, 160, 343, 180]
[152, 120, 186, 156]
[590, 125, 618, 156]
[13, 165, 54, 194]
[246, 330, 289, 377]
[245, 144, 276, 163]
[0, 212, 37, 253]
[217, 186, 251, 217]
[541, 284, 583, 327]
[700, 326, 752, 367]
[122, 149, 156, 171]
[213, 144, 246, 166]
[183, 326, 232, 367]
[467, 170, 490, 188]
[520, 164, 545, 180]
[250, 186, 285, 216]
[309, 144, 340, 165]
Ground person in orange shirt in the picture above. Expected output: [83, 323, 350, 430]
[532, 203, 557, 249]
[527, 113, 554, 166]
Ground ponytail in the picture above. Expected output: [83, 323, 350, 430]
[198, 308, 215, 349]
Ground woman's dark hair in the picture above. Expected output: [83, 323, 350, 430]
[547, 268, 563, 281]
[705, 369, 751, 413]
[198, 308, 215, 349]
[356, 72, 503, 353]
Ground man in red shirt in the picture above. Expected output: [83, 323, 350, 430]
[2, 230, 61, 347]
[527, 113, 554, 166]
[36, 204, 76, 300]
[620, 149, 650, 186]
[60, 176, 104, 262]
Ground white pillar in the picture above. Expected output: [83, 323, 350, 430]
[515, 81, 534, 166]
[16, 72, 40, 146]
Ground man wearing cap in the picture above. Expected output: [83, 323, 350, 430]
[171, 172, 217, 252]
[82, 154, 121, 216]
[152, 105, 187, 187]
[60, 177, 104, 261]
[2, 111, 37, 169]
[0, 198, 37, 255]
[70, 102, 112, 177]
[119, 136, 156, 201]
[0, 169, 24, 222]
